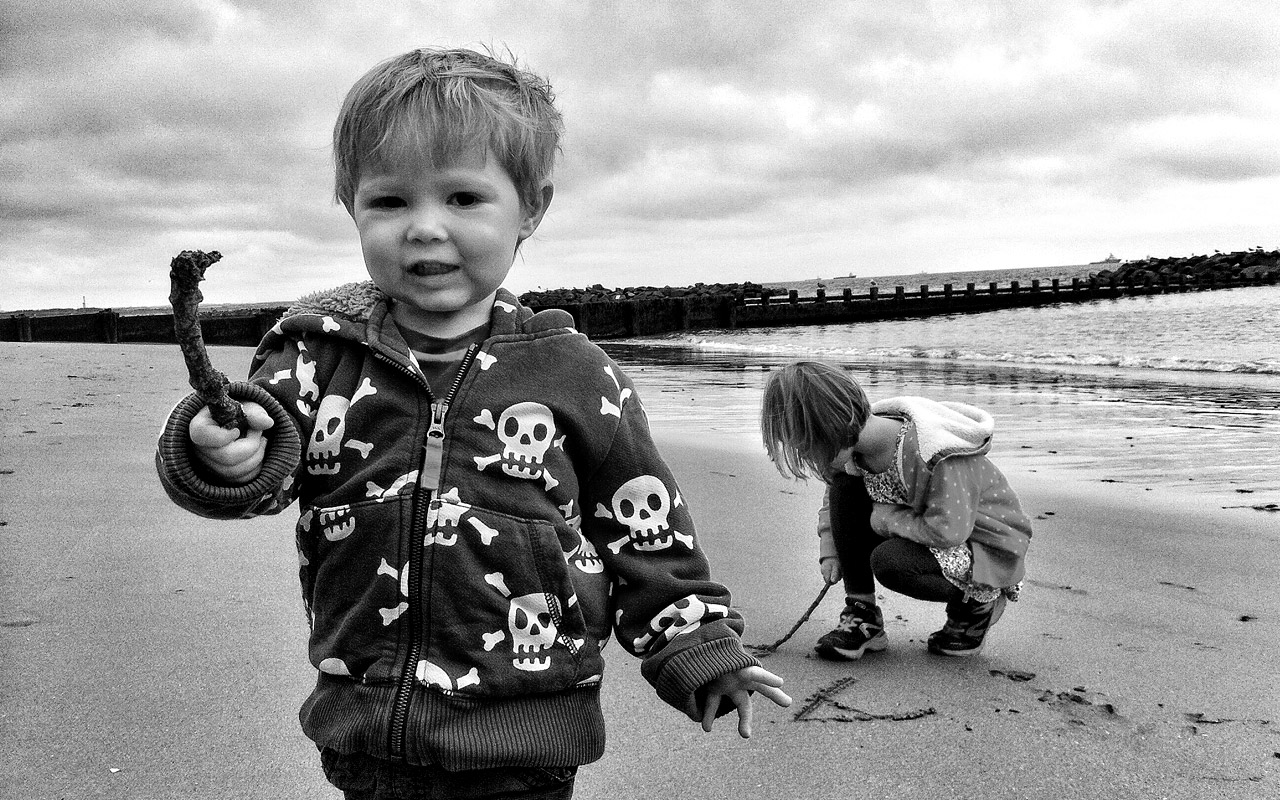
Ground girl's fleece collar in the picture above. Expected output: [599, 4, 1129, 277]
[872, 396, 994, 462]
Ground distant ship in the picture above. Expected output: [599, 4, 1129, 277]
[1090, 253, 1121, 265]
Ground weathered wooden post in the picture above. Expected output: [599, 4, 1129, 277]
[97, 309, 120, 343]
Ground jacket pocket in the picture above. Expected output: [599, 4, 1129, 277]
[299, 494, 413, 684]
[416, 500, 605, 698]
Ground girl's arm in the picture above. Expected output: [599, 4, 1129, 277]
[869, 457, 979, 548]
[816, 484, 838, 561]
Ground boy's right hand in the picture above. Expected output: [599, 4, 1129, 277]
[189, 401, 274, 484]
[820, 556, 843, 585]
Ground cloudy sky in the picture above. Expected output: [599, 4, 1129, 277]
[2, 1, 1278, 311]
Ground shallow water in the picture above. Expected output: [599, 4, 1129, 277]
[602, 285, 1280, 499]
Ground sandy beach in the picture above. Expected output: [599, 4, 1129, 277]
[2, 341, 1277, 799]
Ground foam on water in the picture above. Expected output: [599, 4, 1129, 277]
[603, 284, 1280, 498]
[639, 283, 1280, 376]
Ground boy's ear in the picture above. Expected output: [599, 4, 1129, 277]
[518, 181, 555, 240]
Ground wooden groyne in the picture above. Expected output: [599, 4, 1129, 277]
[0, 307, 284, 347]
[3, 270, 1275, 346]
[531, 270, 1279, 339]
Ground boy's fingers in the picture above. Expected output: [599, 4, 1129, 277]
[217, 446, 267, 483]
[756, 684, 793, 709]
[202, 438, 267, 484]
[189, 407, 241, 448]
[197, 428, 265, 466]
[240, 401, 275, 431]
[700, 690, 721, 733]
[190, 402, 274, 449]
[745, 666, 785, 688]
[743, 667, 791, 709]
[735, 693, 754, 738]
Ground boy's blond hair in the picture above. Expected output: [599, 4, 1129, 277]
[760, 361, 871, 481]
[333, 47, 563, 215]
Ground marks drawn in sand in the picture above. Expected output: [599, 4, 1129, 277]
[792, 676, 936, 724]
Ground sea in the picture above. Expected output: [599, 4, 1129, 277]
[600, 273, 1280, 501]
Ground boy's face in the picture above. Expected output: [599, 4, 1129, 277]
[352, 147, 550, 335]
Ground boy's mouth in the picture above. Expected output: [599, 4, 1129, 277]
[407, 260, 457, 276]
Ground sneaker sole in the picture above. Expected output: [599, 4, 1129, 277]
[927, 641, 984, 657]
[815, 636, 888, 661]
[929, 596, 1007, 657]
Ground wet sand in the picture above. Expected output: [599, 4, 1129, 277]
[1, 342, 1276, 799]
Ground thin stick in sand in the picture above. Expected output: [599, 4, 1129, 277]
[747, 581, 833, 655]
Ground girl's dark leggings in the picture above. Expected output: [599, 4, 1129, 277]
[827, 473, 963, 604]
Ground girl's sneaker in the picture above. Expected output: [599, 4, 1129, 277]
[815, 600, 888, 661]
[928, 594, 1007, 657]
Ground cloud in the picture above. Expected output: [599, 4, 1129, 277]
[2, 0, 1279, 310]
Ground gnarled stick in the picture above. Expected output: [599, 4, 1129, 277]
[168, 249, 248, 432]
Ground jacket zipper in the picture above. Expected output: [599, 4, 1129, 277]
[387, 343, 479, 758]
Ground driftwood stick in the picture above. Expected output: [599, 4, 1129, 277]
[747, 581, 833, 655]
[168, 249, 247, 432]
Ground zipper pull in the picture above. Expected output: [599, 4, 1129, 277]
[420, 399, 448, 489]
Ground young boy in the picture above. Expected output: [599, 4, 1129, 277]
[158, 48, 789, 799]
[760, 361, 1032, 661]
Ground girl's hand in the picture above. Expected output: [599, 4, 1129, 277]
[820, 556, 843, 585]
[686, 666, 792, 738]
[189, 401, 274, 484]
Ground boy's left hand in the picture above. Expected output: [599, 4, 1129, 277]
[686, 666, 791, 739]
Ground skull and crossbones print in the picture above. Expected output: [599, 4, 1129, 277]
[595, 474, 694, 554]
[473, 402, 564, 491]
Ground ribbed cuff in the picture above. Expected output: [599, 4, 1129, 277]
[648, 635, 760, 712]
[158, 381, 301, 507]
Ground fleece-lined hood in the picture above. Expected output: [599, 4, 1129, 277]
[873, 396, 994, 466]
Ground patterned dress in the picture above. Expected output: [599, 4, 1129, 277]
[859, 423, 1018, 603]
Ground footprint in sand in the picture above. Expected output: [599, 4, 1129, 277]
[990, 668, 1036, 682]
[1025, 578, 1088, 595]
[1036, 687, 1125, 729]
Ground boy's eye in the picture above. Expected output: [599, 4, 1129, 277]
[369, 196, 405, 209]
[451, 192, 480, 207]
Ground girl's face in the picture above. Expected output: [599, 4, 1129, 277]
[352, 146, 550, 336]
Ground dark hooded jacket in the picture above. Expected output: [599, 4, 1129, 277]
[157, 283, 757, 769]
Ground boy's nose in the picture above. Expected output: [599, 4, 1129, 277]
[405, 205, 448, 243]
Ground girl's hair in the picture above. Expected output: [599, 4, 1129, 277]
[333, 47, 563, 215]
[760, 361, 871, 480]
